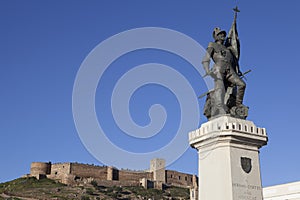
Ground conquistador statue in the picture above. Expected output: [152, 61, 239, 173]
[202, 7, 249, 120]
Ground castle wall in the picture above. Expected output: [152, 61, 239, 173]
[166, 170, 194, 188]
[70, 163, 107, 179]
[118, 170, 153, 182]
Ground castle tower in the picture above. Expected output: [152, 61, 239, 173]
[150, 158, 166, 183]
[189, 116, 268, 200]
[107, 166, 119, 180]
[30, 162, 51, 179]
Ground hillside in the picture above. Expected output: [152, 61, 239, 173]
[0, 177, 190, 200]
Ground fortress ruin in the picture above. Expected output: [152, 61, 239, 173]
[29, 158, 198, 192]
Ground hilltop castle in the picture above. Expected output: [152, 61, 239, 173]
[29, 158, 198, 194]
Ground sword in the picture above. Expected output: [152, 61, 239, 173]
[198, 69, 252, 99]
[198, 90, 212, 99]
[240, 69, 251, 80]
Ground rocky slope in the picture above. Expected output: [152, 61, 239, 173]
[0, 177, 190, 200]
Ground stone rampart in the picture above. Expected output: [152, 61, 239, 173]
[119, 170, 152, 182]
[166, 170, 194, 188]
[70, 163, 107, 179]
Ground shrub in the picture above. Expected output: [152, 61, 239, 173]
[86, 188, 94, 195]
[81, 196, 90, 200]
[91, 180, 98, 188]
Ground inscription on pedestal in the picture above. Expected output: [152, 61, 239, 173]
[233, 183, 262, 200]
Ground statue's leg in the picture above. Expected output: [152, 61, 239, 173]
[212, 67, 227, 115]
[227, 73, 246, 105]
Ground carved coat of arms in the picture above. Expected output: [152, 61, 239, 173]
[241, 157, 252, 173]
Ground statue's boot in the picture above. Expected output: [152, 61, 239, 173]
[227, 72, 246, 106]
[236, 84, 246, 106]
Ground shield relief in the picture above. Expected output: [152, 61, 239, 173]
[241, 157, 252, 174]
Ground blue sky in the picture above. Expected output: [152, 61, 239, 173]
[1, 0, 300, 187]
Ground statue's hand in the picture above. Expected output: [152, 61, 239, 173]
[205, 69, 211, 76]
[203, 67, 213, 78]
[203, 63, 216, 79]
[207, 70, 217, 80]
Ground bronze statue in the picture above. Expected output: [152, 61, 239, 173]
[202, 7, 249, 120]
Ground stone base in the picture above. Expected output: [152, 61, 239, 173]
[189, 116, 268, 200]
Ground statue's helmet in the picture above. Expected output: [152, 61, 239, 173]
[213, 27, 226, 41]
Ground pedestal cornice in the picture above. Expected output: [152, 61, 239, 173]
[189, 115, 268, 150]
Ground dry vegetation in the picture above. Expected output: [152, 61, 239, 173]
[0, 177, 190, 200]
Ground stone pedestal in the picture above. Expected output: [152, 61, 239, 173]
[189, 116, 268, 200]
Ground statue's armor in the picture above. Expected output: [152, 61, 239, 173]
[202, 41, 246, 117]
[209, 42, 233, 65]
